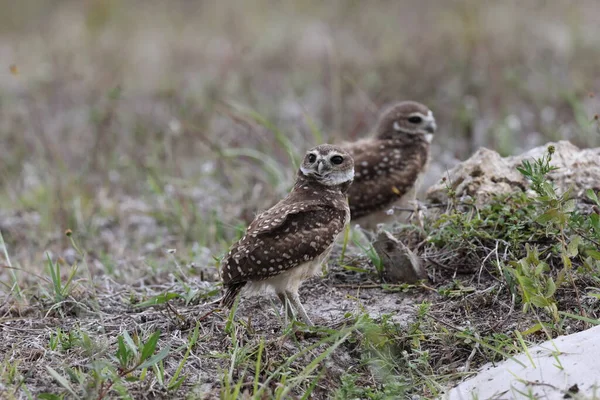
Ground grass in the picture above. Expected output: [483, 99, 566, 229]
[4, 147, 600, 398]
[1, 0, 600, 398]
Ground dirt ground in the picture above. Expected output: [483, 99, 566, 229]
[2, 214, 596, 399]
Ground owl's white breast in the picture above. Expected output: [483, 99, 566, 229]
[244, 242, 334, 296]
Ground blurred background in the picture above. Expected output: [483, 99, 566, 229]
[1, 0, 599, 281]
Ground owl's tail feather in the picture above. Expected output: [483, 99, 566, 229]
[220, 282, 246, 308]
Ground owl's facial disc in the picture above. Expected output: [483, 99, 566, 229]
[300, 150, 354, 186]
[321, 166, 354, 186]
[393, 110, 436, 137]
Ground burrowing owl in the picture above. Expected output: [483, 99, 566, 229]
[341, 101, 436, 229]
[220, 144, 354, 326]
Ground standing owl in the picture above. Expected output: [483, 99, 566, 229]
[220, 144, 354, 326]
[341, 101, 436, 230]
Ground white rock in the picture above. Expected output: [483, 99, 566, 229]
[426, 141, 600, 206]
[445, 325, 600, 400]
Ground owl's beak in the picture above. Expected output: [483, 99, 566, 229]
[317, 160, 326, 174]
[425, 121, 437, 134]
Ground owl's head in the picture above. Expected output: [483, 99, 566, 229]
[299, 144, 354, 186]
[375, 101, 436, 142]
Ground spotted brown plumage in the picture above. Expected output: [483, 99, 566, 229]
[220, 144, 354, 325]
[341, 101, 436, 229]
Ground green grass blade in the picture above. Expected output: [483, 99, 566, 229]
[140, 331, 161, 362]
[253, 337, 265, 394]
[138, 344, 171, 370]
[559, 311, 600, 325]
[46, 366, 80, 399]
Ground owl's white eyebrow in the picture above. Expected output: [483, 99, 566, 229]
[408, 112, 435, 123]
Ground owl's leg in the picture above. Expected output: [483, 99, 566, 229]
[407, 200, 427, 230]
[285, 290, 313, 326]
[277, 292, 295, 322]
[358, 227, 376, 243]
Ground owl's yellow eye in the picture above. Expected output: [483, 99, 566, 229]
[308, 153, 317, 163]
[330, 155, 344, 165]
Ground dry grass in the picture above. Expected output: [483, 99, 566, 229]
[1, 0, 600, 398]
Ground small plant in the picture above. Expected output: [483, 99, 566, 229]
[516, 147, 600, 314]
[105, 330, 171, 394]
[0, 230, 24, 302]
[352, 237, 384, 276]
[43, 252, 79, 304]
[43, 330, 171, 399]
[154, 322, 201, 392]
[1, 355, 22, 386]
[505, 245, 558, 320]
[516, 145, 560, 196]
[49, 328, 80, 352]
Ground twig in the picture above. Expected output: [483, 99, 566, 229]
[417, 283, 439, 292]
[575, 229, 600, 248]
[426, 313, 465, 332]
[390, 206, 417, 213]
[464, 331, 481, 372]
[97, 362, 142, 400]
[490, 292, 515, 331]
[519, 379, 562, 391]
[0, 323, 47, 333]
[424, 257, 456, 272]
[165, 302, 187, 325]
[478, 241, 499, 285]
[196, 308, 217, 323]
[333, 284, 382, 289]
[0, 265, 50, 282]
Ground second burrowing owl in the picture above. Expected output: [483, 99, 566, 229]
[341, 101, 436, 229]
[220, 144, 354, 326]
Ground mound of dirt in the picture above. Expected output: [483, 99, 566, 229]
[426, 141, 600, 206]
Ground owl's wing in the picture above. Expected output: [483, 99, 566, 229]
[347, 171, 416, 218]
[338, 139, 368, 158]
[247, 199, 330, 235]
[343, 141, 427, 218]
[221, 204, 347, 285]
